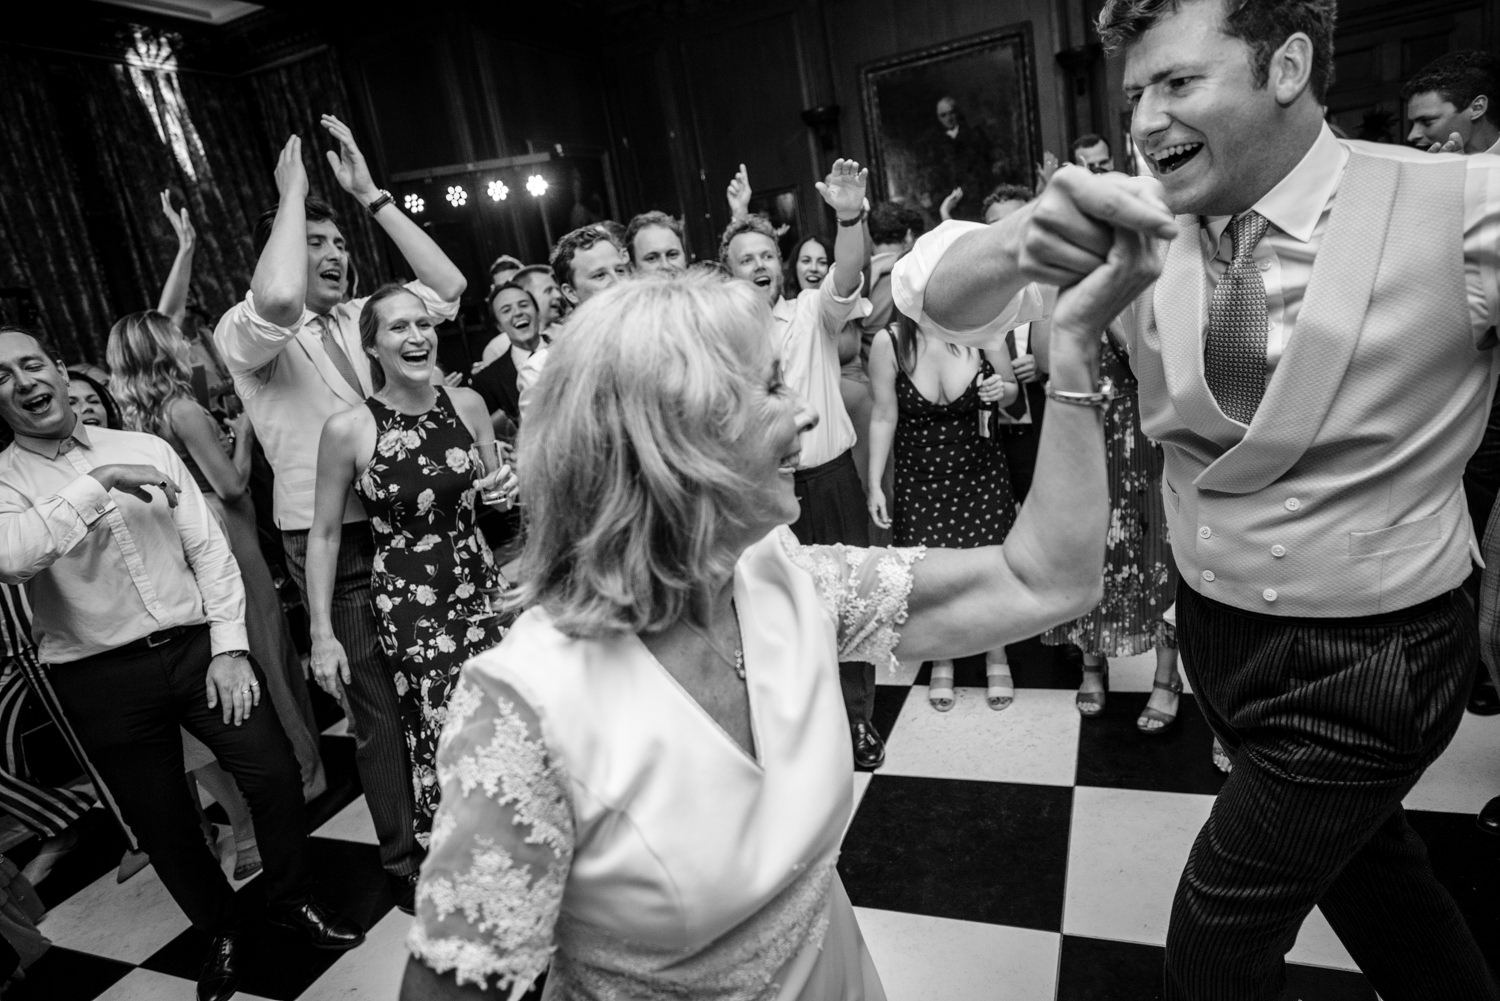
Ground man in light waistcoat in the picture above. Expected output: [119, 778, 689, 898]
[890, 0, 1500, 997]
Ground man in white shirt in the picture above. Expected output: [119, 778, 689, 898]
[1402, 50, 1500, 155]
[214, 116, 466, 913]
[720, 159, 883, 767]
[0, 328, 363, 1001]
[893, 0, 1500, 996]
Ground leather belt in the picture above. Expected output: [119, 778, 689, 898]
[112, 625, 194, 657]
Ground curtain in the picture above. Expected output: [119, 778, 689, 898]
[0, 51, 117, 363]
[0, 33, 392, 366]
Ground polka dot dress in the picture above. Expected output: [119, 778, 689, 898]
[891, 359, 1015, 549]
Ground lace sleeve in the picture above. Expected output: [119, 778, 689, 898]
[779, 528, 926, 671]
[406, 665, 574, 998]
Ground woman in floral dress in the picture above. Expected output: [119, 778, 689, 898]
[1040, 329, 1181, 723]
[306, 285, 517, 847]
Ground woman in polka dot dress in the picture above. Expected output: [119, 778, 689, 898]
[867, 312, 1020, 712]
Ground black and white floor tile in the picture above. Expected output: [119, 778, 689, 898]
[14, 638, 1500, 1000]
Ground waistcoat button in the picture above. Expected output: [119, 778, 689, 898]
[1263, 588, 1278, 602]
[1271, 545, 1286, 558]
[1284, 498, 1301, 512]
[1202, 570, 1216, 582]
[1199, 526, 1212, 539]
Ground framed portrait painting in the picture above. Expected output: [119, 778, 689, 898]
[860, 26, 1041, 226]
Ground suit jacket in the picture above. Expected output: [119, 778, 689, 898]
[1126, 149, 1498, 617]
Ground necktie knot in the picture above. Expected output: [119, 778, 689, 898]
[1230, 211, 1269, 265]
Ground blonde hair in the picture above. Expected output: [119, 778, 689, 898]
[509, 271, 776, 638]
[106, 311, 195, 435]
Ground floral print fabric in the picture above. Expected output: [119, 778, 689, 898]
[354, 389, 506, 847]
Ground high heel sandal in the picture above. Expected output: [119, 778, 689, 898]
[1136, 677, 1183, 735]
[928, 662, 956, 712]
[1075, 658, 1109, 717]
[232, 838, 262, 881]
[986, 662, 1014, 711]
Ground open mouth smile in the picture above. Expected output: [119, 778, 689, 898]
[20, 392, 53, 414]
[1151, 142, 1203, 174]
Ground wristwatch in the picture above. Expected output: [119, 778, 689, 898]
[836, 208, 866, 228]
[366, 189, 395, 216]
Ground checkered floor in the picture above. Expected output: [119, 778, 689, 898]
[14, 638, 1500, 1001]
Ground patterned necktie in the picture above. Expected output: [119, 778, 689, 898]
[1204, 210, 1271, 423]
[310, 315, 366, 397]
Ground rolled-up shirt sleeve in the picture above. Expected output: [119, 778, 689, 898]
[404, 279, 462, 324]
[165, 447, 248, 654]
[816, 271, 866, 339]
[892, 220, 1047, 350]
[213, 291, 301, 378]
[0, 475, 114, 584]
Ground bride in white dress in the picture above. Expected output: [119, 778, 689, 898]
[401, 215, 1161, 1000]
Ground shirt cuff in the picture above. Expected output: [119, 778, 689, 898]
[209, 621, 250, 657]
[405, 280, 462, 323]
[62, 474, 116, 526]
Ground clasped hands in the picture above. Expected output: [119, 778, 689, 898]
[1022, 167, 1177, 344]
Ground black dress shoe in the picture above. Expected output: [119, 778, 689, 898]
[851, 721, 886, 770]
[197, 932, 239, 1001]
[392, 872, 418, 916]
[266, 899, 365, 950]
[1469, 673, 1500, 716]
[1478, 796, 1500, 836]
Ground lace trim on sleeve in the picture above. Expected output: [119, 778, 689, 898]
[407, 677, 574, 996]
[779, 529, 926, 673]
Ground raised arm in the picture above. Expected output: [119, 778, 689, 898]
[157, 191, 196, 331]
[726, 163, 752, 223]
[921, 168, 1177, 335]
[321, 115, 466, 302]
[865, 331, 899, 531]
[250, 136, 311, 329]
[815, 159, 869, 300]
[306, 409, 364, 697]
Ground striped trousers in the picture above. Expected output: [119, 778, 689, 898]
[282, 524, 420, 877]
[0, 656, 95, 838]
[1169, 582, 1499, 1000]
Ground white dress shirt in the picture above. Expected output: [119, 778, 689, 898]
[776, 279, 866, 469]
[0, 423, 247, 664]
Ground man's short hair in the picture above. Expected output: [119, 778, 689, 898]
[486, 280, 539, 319]
[252, 197, 340, 257]
[1400, 50, 1500, 125]
[981, 184, 1036, 214]
[1071, 133, 1108, 156]
[624, 211, 685, 262]
[718, 215, 779, 264]
[1096, 0, 1338, 104]
[488, 254, 524, 280]
[867, 203, 925, 246]
[550, 226, 624, 288]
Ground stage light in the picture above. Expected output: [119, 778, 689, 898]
[526, 174, 548, 198]
[487, 179, 509, 202]
[446, 185, 468, 208]
[403, 193, 425, 214]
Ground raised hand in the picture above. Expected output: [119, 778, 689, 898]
[1049, 218, 1164, 355]
[274, 135, 309, 203]
[321, 114, 378, 201]
[815, 158, 868, 219]
[726, 163, 752, 220]
[1035, 150, 1060, 192]
[1019, 170, 1176, 290]
[939, 187, 963, 221]
[160, 191, 195, 252]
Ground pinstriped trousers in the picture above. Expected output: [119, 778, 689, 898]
[0, 663, 94, 837]
[282, 524, 420, 877]
[1169, 583, 1499, 1000]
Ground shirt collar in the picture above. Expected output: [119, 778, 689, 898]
[13, 419, 92, 459]
[1485, 135, 1500, 156]
[772, 295, 798, 322]
[1203, 124, 1346, 249]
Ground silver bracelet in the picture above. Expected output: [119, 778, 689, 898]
[1044, 376, 1116, 409]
